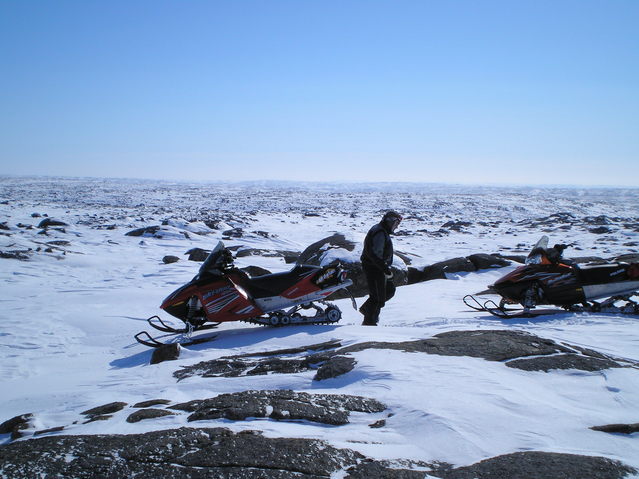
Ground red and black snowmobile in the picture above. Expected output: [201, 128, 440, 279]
[135, 242, 354, 347]
[464, 236, 639, 318]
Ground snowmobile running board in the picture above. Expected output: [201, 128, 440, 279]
[463, 294, 639, 319]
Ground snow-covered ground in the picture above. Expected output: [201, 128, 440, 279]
[1, 176, 638, 474]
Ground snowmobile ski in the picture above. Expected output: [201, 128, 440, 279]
[146, 315, 220, 334]
[134, 330, 219, 349]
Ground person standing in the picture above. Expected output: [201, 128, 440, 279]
[359, 211, 402, 326]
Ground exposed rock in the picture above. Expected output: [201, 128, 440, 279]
[495, 254, 527, 264]
[467, 253, 511, 270]
[313, 355, 357, 381]
[83, 414, 113, 424]
[185, 247, 209, 261]
[571, 256, 607, 264]
[0, 249, 32, 260]
[170, 390, 386, 426]
[614, 253, 639, 264]
[125, 225, 161, 237]
[126, 408, 176, 423]
[37, 218, 68, 228]
[222, 227, 244, 238]
[132, 399, 172, 408]
[591, 423, 639, 434]
[174, 340, 343, 380]
[33, 426, 65, 436]
[433, 451, 635, 479]
[590, 226, 612, 234]
[419, 257, 476, 281]
[175, 331, 633, 383]
[81, 402, 128, 418]
[0, 222, 9, 230]
[340, 330, 571, 362]
[506, 354, 624, 372]
[0, 413, 34, 440]
[162, 255, 179, 264]
[584, 215, 614, 225]
[0, 427, 367, 478]
[150, 343, 180, 364]
[0, 428, 631, 479]
[297, 233, 356, 265]
[236, 247, 298, 258]
[441, 220, 472, 231]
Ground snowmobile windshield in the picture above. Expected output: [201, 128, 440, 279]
[526, 236, 549, 265]
[199, 241, 233, 275]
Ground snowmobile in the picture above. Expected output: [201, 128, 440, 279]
[135, 241, 354, 347]
[464, 236, 639, 318]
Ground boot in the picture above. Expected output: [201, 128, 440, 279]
[361, 312, 378, 326]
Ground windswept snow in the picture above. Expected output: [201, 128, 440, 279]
[1, 176, 638, 475]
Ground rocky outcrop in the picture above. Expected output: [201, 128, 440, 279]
[126, 408, 175, 424]
[37, 218, 68, 228]
[0, 427, 633, 479]
[170, 390, 386, 426]
[174, 331, 636, 381]
[0, 413, 34, 440]
[185, 247, 209, 261]
[434, 451, 635, 479]
[591, 423, 639, 435]
[125, 225, 161, 237]
[81, 402, 128, 420]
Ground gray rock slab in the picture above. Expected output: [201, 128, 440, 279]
[0, 428, 632, 479]
[170, 390, 386, 426]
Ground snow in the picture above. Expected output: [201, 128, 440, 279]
[1, 176, 638, 474]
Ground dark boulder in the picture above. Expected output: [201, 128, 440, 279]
[467, 253, 511, 270]
[313, 356, 357, 381]
[222, 227, 244, 238]
[297, 233, 356, 265]
[150, 343, 180, 365]
[0, 249, 32, 260]
[419, 257, 476, 281]
[37, 218, 68, 228]
[81, 402, 128, 418]
[162, 255, 179, 264]
[589, 226, 612, 234]
[0, 413, 33, 440]
[126, 409, 176, 424]
[132, 399, 172, 408]
[591, 423, 639, 435]
[185, 247, 209, 261]
[613, 253, 639, 264]
[125, 226, 161, 237]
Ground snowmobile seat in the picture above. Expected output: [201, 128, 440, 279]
[246, 264, 320, 299]
[574, 263, 628, 285]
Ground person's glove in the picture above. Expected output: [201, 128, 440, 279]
[384, 268, 393, 279]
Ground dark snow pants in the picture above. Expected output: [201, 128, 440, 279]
[360, 264, 396, 325]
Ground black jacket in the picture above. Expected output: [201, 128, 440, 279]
[361, 222, 394, 273]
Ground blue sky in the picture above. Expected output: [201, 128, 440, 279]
[1, 1, 638, 185]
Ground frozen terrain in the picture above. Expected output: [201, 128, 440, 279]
[1, 176, 638, 477]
